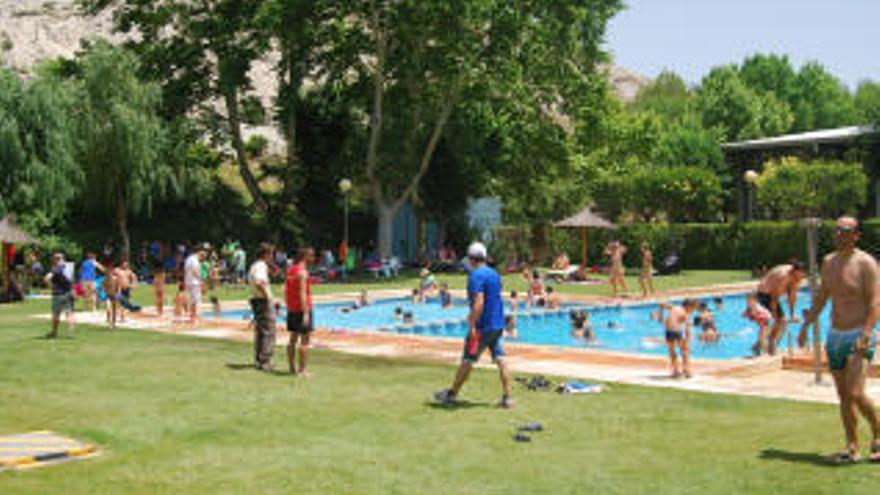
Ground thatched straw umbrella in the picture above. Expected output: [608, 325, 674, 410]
[552, 207, 616, 270]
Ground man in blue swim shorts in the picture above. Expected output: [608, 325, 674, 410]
[803, 216, 880, 463]
[434, 242, 513, 409]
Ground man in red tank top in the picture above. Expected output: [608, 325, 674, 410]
[286, 247, 315, 376]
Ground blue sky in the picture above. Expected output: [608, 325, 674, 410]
[605, 0, 879, 89]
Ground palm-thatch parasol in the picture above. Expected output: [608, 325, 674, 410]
[0, 216, 39, 245]
[552, 207, 616, 269]
[1, 216, 38, 295]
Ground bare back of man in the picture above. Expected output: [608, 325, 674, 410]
[756, 263, 804, 354]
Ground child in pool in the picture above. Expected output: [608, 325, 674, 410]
[697, 302, 720, 343]
[570, 310, 594, 341]
[505, 314, 518, 339]
[546, 286, 561, 309]
[438, 283, 452, 308]
[743, 292, 772, 355]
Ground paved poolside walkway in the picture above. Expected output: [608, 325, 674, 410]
[59, 283, 880, 406]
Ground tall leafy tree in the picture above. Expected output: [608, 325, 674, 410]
[0, 68, 81, 232]
[696, 65, 792, 141]
[75, 41, 172, 259]
[738, 53, 798, 104]
[81, 0, 272, 212]
[854, 80, 880, 125]
[328, 0, 622, 256]
[630, 70, 692, 123]
[790, 62, 858, 132]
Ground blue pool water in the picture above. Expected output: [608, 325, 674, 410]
[216, 291, 833, 360]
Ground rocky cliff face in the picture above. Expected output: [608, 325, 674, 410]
[0, 0, 649, 105]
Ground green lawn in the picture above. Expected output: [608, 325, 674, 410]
[2, 294, 880, 493]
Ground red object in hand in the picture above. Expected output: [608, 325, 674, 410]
[467, 332, 479, 355]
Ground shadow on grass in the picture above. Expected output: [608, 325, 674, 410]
[423, 400, 492, 411]
[759, 448, 849, 468]
[225, 363, 296, 377]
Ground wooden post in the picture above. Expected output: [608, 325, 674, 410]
[805, 217, 822, 384]
[581, 228, 587, 270]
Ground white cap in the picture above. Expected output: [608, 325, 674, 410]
[467, 242, 487, 260]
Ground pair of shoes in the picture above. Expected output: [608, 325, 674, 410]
[518, 422, 543, 432]
[831, 449, 862, 464]
[498, 395, 514, 409]
[433, 389, 457, 406]
[513, 432, 531, 442]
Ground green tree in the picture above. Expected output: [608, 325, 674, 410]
[855, 80, 880, 125]
[329, 0, 621, 256]
[630, 70, 692, 123]
[75, 41, 173, 259]
[0, 68, 82, 231]
[696, 65, 793, 141]
[81, 0, 273, 213]
[790, 62, 858, 132]
[738, 53, 797, 104]
[756, 157, 867, 218]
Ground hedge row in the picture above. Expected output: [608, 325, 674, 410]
[546, 219, 880, 270]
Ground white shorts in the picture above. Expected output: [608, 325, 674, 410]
[186, 285, 202, 307]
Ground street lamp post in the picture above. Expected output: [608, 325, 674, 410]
[743, 169, 759, 221]
[338, 178, 352, 279]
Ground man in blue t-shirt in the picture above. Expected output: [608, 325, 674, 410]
[435, 242, 513, 408]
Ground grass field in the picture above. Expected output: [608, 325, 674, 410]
[4, 274, 880, 494]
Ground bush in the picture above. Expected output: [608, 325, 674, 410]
[756, 157, 867, 218]
[545, 219, 880, 270]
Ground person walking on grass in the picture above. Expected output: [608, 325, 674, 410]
[639, 242, 655, 298]
[801, 216, 880, 463]
[435, 242, 513, 409]
[605, 240, 628, 297]
[45, 253, 75, 338]
[286, 247, 315, 376]
[80, 252, 104, 312]
[184, 245, 206, 326]
[754, 260, 805, 355]
[250, 243, 277, 372]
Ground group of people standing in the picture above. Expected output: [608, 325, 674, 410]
[248, 244, 316, 377]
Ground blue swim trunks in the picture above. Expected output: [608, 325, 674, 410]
[826, 328, 876, 371]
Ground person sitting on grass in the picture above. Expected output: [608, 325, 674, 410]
[656, 299, 699, 378]
[697, 302, 720, 344]
[743, 292, 772, 355]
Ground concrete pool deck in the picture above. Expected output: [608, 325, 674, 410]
[52, 283, 880, 406]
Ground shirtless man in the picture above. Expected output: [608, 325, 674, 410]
[116, 260, 141, 320]
[639, 242, 655, 298]
[755, 260, 805, 355]
[657, 299, 699, 378]
[604, 240, 628, 297]
[802, 216, 880, 463]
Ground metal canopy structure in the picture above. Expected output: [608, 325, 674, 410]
[722, 125, 880, 220]
[722, 125, 876, 151]
[553, 207, 616, 269]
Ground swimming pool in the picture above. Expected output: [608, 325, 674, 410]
[215, 290, 833, 360]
